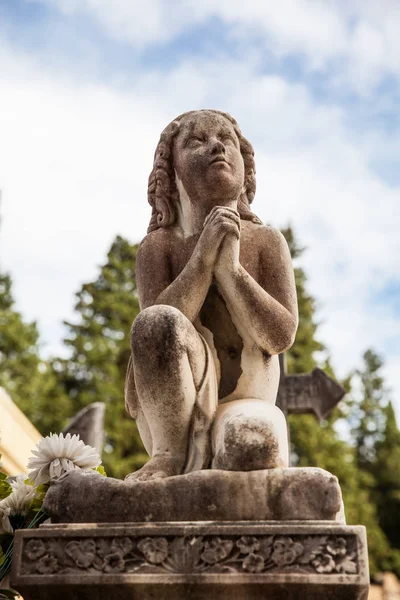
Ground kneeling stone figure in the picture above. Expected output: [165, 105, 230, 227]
[12, 111, 369, 600]
[125, 109, 298, 481]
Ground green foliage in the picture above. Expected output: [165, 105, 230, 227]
[372, 401, 400, 550]
[0, 474, 12, 502]
[352, 349, 388, 469]
[56, 236, 147, 478]
[347, 350, 400, 568]
[0, 588, 19, 598]
[0, 273, 72, 434]
[95, 465, 107, 477]
[281, 226, 395, 578]
[29, 484, 50, 513]
[281, 227, 324, 375]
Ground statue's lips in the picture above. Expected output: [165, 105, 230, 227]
[209, 156, 229, 166]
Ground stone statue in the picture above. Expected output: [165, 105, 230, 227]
[17, 110, 369, 600]
[125, 109, 298, 481]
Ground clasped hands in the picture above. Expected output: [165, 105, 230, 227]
[197, 205, 241, 280]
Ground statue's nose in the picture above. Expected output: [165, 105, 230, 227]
[210, 139, 225, 154]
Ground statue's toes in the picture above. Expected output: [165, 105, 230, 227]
[124, 467, 170, 483]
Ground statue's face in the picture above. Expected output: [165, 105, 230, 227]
[173, 112, 245, 205]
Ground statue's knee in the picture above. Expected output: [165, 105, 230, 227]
[212, 413, 289, 471]
[131, 305, 187, 359]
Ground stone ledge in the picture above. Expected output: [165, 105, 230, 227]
[43, 467, 345, 523]
[11, 522, 369, 599]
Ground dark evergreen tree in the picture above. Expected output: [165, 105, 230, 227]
[56, 236, 147, 478]
[280, 227, 324, 375]
[351, 349, 388, 469]
[371, 400, 400, 567]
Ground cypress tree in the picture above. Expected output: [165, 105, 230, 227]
[372, 401, 400, 553]
[57, 236, 147, 478]
[352, 349, 387, 469]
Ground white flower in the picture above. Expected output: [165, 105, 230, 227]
[0, 475, 37, 517]
[0, 505, 13, 534]
[27, 433, 101, 485]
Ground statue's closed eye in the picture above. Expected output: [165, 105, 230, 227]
[190, 136, 206, 144]
[218, 134, 235, 144]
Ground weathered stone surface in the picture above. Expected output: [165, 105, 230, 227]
[124, 109, 299, 481]
[43, 467, 344, 524]
[277, 354, 346, 422]
[11, 521, 369, 599]
[63, 402, 106, 454]
[62, 402, 105, 453]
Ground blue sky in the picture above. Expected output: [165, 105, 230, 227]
[0, 0, 399, 410]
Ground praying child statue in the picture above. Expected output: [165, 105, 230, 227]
[125, 109, 298, 481]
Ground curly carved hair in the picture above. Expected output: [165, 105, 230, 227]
[147, 109, 261, 233]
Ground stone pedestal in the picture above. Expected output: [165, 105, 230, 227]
[11, 469, 369, 598]
[41, 467, 345, 523]
[12, 521, 369, 599]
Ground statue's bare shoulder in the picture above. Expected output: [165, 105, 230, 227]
[136, 228, 175, 309]
[241, 222, 297, 320]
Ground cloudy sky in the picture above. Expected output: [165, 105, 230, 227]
[1, 0, 399, 410]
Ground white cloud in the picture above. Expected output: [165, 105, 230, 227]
[0, 34, 399, 414]
[0, 45, 164, 353]
[29, 0, 400, 93]
[28, 0, 203, 47]
[384, 356, 400, 410]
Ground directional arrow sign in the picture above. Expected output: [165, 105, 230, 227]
[277, 355, 345, 422]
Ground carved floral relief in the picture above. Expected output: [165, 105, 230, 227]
[21, 533, 358, 576]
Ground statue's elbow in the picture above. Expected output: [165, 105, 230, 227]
[269, 317, 297, 355]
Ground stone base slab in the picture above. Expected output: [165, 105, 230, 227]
[12, 521, 369, 599]
[43, 467, 344, 523]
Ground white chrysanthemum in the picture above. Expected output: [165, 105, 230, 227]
[0, 475, 37, 516]
[27, 433, 101, 485]
[0, 505, 12, 534]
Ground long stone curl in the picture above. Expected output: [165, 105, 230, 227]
[147, 109, 261, 233]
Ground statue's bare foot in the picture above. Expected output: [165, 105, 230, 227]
[125, 454, 185, 482]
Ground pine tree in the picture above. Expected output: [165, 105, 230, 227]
[281, 227, 338, 466]
[373, 401, 400, 551]
[349, 352, 400, 573]
[352, 349, 388, 469]
[281, 227, 324, 375]
[0, 272, 71, 434]
[56, 236, 147, 478]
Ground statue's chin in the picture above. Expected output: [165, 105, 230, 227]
[205, 170, 243, 201]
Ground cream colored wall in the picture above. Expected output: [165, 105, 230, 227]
[369, 573, 400, 599]
[0, 387, 41, 475]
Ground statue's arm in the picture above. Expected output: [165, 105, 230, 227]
[137, 210, 241, 321]
[215, 227, 298, 355]
[136, 230, 213, 323]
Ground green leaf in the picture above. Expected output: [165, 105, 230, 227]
[0, 590, 20, 599]
[24, 483, 49, 515]
[23, 478, 35, 487]
[0, 480, 12, 501]
[94, 465, 107, 477]
[29, 498, 43, 513]
[35, 484, 49, 500]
